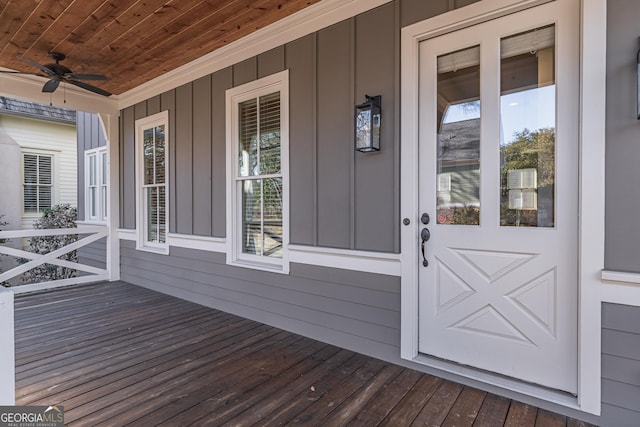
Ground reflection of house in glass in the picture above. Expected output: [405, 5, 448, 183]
[437, 117, 480, 225]
[507, 168, 538, 210]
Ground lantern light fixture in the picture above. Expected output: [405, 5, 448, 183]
[355, 95, 381, 152]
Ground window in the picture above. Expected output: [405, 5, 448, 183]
[23, 152, 53, 214]
[135, 111, 169, 253]
[226, 70, 289, 272]
[85, 147, 108, 222]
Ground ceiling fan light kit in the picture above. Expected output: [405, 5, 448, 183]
[0, 51, 111, 97]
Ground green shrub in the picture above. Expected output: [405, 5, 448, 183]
[20, 204, 78, 283]
[0, 214, 7, 244]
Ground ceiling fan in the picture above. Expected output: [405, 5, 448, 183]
[0, 52, 111, 97]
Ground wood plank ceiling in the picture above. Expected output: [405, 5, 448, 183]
[0, 0, 321, 96]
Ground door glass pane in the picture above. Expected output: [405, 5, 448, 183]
[146, 187, 158, 242]
[38, 156, 52, 185]
[500, 25, 555, 227]
[39, 185, 52, 211]
[239, 99, 258, 177]
[158, 186, 166, 243]
[259, 92, 281, 175]
[154, 125, 165, 184]
[24, 185, 37, 213]
[436, 45, 481, 225]
[242, 179, 262, 255]
[101, 152, 107, 185]
[24, 154, 37, 184]
[143, 128, 154, 185]
[89, 155, 96, 186]
[90, 187, 97, 217]
[102, 187, 108, 219]
[263, 177, 283, 258]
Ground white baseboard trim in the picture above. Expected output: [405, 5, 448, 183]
[118, 228, 136, 241]
[167, 233, 226, 253]
[289, 244, 401, 276]
[118, 231, 400, 276]
[601, 270, 640, 306]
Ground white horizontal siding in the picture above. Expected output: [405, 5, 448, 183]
[0, 115, 77, 229]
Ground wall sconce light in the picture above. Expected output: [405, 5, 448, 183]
[355, 95, 381, 152]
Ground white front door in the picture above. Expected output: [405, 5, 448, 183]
[417, 0, 579, 393]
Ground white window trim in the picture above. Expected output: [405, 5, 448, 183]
[21, 148, 58, 216]
[225, 70, 290, 274]
[135, 110, 170, 254]
[84, 146, 108, 224]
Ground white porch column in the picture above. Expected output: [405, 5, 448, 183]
[99, 113, 121, 282]
[0, 287, 15, 405]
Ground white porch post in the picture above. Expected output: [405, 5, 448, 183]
[0, 287, 15, 405]
[99, 113, 121, 282]
[577, 0, 607, 415]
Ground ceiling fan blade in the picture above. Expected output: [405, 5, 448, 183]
[0, 70, 40, 75]
[18, 56, 55, 76]
[67, 79, 112, 97]
[42, 79, 60, 93]
[65, 73, 107, 81]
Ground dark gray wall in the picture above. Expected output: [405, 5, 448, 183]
[120, 239, 401, 359]
[76, 111, 107, 220]
[605, 0, 640, 272]
[118, 0, 473, 252]
[601, 2, 640, 424]
[601, 303, 640, 427]
[114, 0, 482, 408]
[78, 237, 107, 270]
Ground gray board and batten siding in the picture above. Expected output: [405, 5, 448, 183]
[77, 111, 107, 220]
[118, 0, 483, 250]
[117, 0, 473, 394]
[115, 0, 595, 423]
[119, 1, 411, 361]
[120, 10, 399, 251]
[76, 111, 107, 269]
[601, 303, 640, 427]
[108, 0, 639, 425]
[601, 0, 640, 426]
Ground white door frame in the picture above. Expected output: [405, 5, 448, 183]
[399, 0, 606, 415]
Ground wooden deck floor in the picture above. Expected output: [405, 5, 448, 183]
[14, 281, 596, 426]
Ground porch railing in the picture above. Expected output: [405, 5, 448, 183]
[0, 225, 109, 405]
[0, 286, 14, 405]
[0, 225, 109, 295]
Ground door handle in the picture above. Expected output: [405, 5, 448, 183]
[421, 227, 430, 267]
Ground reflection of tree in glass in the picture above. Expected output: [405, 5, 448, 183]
[143, 125, 166, 243]
[240, 92, 283, 257]
[500, 127, 555, 227]
[460, 100, 480, 119]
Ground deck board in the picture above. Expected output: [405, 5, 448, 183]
[13, 281, 599, 426]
